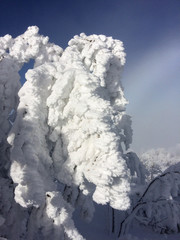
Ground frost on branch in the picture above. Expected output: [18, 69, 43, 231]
[118, 145, 180, 236]
[120, 170, 180, 235]
[1, 26, 133, 239]
[136, 145, 180, 233]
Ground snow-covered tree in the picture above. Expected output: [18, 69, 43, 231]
[118, 145, 180, 237]
[141, 145, 180, 182]
[0, 27, 134, 239]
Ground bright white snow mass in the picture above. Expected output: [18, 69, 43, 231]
[8, 26, 132, 210]
[0, 26, 133, 239]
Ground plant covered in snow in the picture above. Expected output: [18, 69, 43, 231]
[0, 26, 135, 239]
[118, 146, 180, 237]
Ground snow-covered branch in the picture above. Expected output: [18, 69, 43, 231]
[118, 169, 180, 237]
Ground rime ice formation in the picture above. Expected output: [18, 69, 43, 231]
[0, 27, 82, 240]
[0, 27, 133, 239]
[46, 33, 132, 210]
[0, 36, 20, 141]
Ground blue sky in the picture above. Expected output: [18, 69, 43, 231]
[1, 0, 180, 153]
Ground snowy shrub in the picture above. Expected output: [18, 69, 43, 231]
[0, 27, 134, 239]
[136, 146, 180, 234]
[119, 146, 180, 236]
[132, 170, 180, 234]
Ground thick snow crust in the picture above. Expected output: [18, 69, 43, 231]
[8, 28, 132, 211]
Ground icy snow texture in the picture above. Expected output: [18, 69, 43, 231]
[0, 37, 20, 141]
[1, 27, 83, 240]
[9, 30, 132, 212]
[47, 33, 132, 210]
[1, 26, 133, 239]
